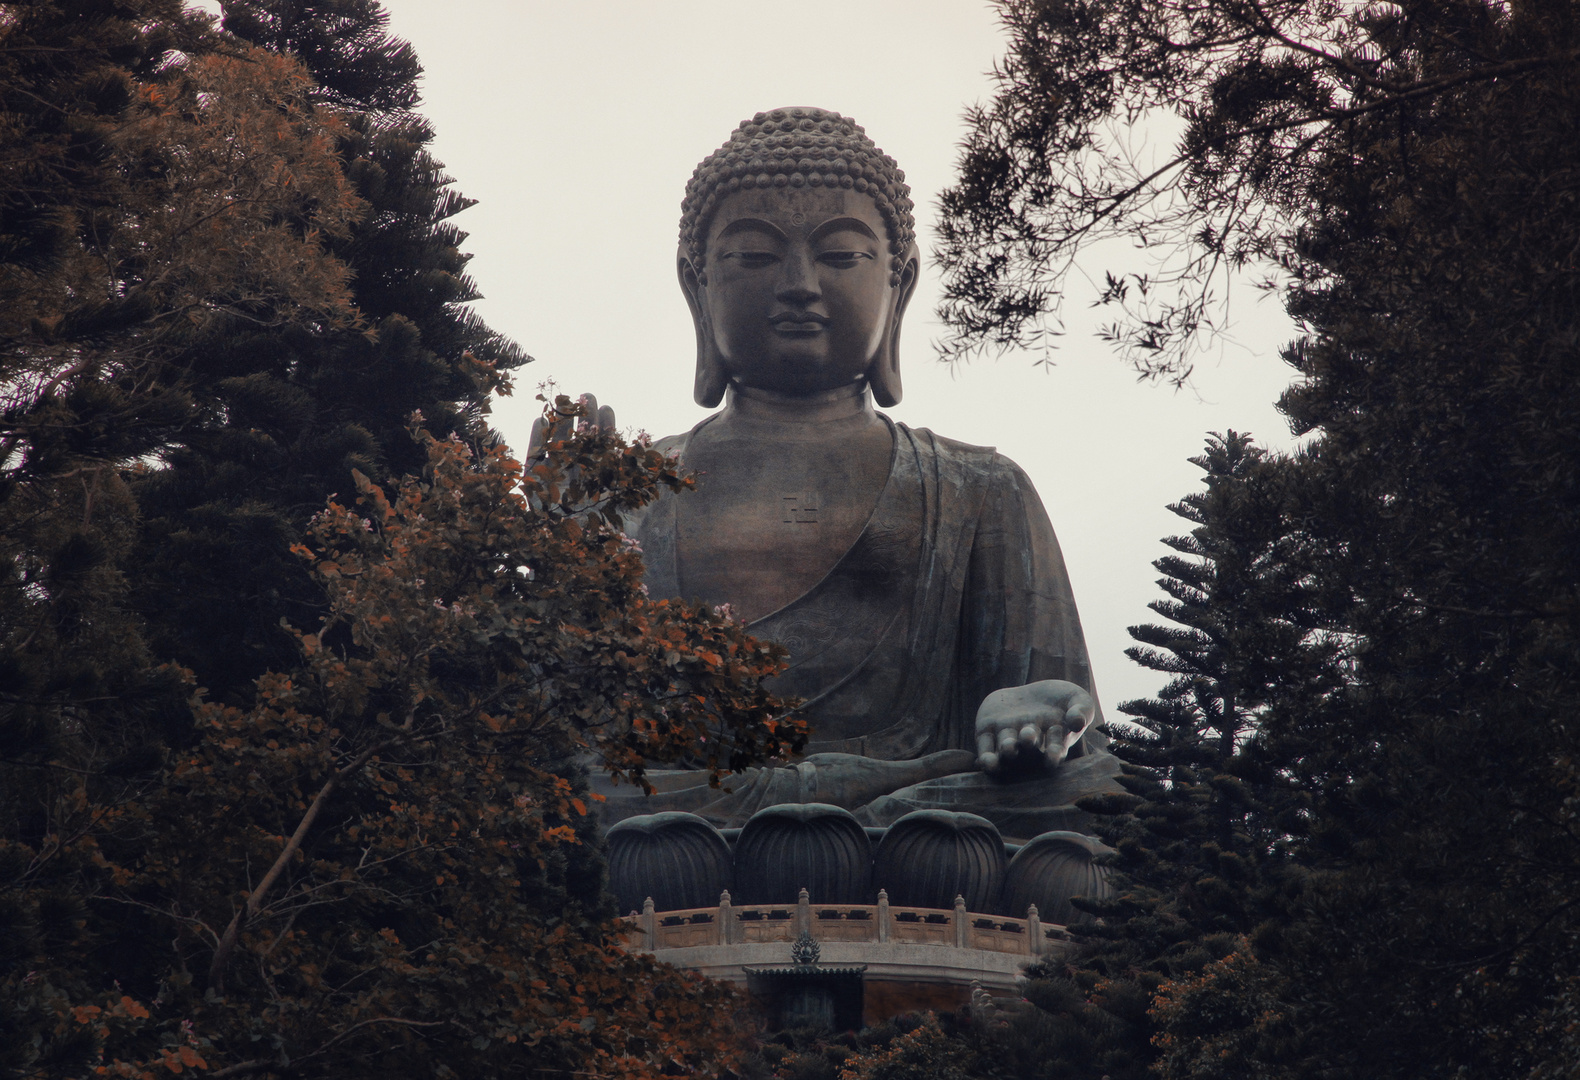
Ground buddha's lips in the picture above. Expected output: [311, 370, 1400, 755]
[771, 312, 830, 332]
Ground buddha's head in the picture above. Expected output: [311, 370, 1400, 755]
[678, 108, 920, 408]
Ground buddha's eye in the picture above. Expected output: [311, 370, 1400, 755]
[720, 250, 778, 269]
[818, 250, 874, 267]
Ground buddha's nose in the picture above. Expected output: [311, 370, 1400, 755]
[776, 250, 820, 305]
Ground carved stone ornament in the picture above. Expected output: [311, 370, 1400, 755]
[790, 931, 821, 968]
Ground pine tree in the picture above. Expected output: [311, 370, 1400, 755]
[979, 433, 1335, 1080]
[0, 5, 414, 1074]
[1, 2, 367, 499]
[130, 0, 529, 703]
[220, 0, 421, 112]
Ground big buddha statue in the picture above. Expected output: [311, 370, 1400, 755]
[588, 108, 1122, 857]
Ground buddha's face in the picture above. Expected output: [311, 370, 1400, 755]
[685, 187, 912, 397]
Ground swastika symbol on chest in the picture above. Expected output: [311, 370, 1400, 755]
[782, 493, 819, 525]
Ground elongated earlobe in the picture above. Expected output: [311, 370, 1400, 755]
[870, 339, 902, 407]
[678, 253, 727, 407]
[694, 342, 728, 408]
[869, 246, 919, 408]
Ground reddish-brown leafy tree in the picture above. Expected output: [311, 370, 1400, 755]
[6, 406, 800, 1078]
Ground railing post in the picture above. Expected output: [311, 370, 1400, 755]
[1026, 903, 1041, 957]
[796, 887, 811, 939]
[954, 894, 968, 948]
[877, 889, 890, 943]
[641, 897, 656, 951]
[718, 890, 733, 946]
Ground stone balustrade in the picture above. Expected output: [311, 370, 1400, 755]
[624, 887, 1066, 960]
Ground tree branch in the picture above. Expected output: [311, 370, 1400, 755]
[206, 739, 391, 995]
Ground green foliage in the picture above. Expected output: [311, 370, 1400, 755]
[1149, 947, 1291, 1080]
[935, 0, 1580, 381]
[2, 412, 798, 1078]
[220, 0, 421, 112]
[1, 2, 364, 498]
[131, 0, 529, 703]
[837, 1015, 976, 1080]
[1241, 4, 1580, 1074]
[946, 1, 1580, 1076]
[1, 12, 380, 1070]
[975, 433, 1327, 1079]
[1121, 432, 1334, 765]
[976, 974, 1152, 1080]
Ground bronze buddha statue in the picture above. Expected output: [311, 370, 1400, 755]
[587, 108, 1121, 845]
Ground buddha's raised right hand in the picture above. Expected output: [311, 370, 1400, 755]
[527, 392, 617, 459]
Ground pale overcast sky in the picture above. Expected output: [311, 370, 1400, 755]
[353, 1, 1300, 711]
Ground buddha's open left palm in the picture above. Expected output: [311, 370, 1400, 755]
[974, 680, 1096, 775]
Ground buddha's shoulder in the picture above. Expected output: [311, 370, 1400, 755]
[895, 423, 1033, 486]
[649, 431, 689, 457]
[646, 413, 720, 459]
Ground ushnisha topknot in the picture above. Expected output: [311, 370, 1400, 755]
[680, 107, 916, 286]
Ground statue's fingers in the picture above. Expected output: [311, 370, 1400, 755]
[1044, 734, 1066, 766]
[977, 731, 999, 772]
[548, 395, 583, 442]
[997, 726, 1018, 759]
[1042, 720, 1072, 765]
[1018, 723, 1041, 747]
[596, 404, 617, 432]
[1033, 706, 1064, 749]
[528, 416, 548, 459]
[1064, 699, 1095, 729]
[550, 411, 576, 444]
[578, 394, 600, 432]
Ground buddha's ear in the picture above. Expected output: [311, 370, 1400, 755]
[869, 243, 920, 408]
[678, 251, 728, 408]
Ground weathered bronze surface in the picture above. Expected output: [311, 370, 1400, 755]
[591, 108, 1120, 842]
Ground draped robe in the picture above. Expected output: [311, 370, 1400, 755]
[594, 417, 1122, 842]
